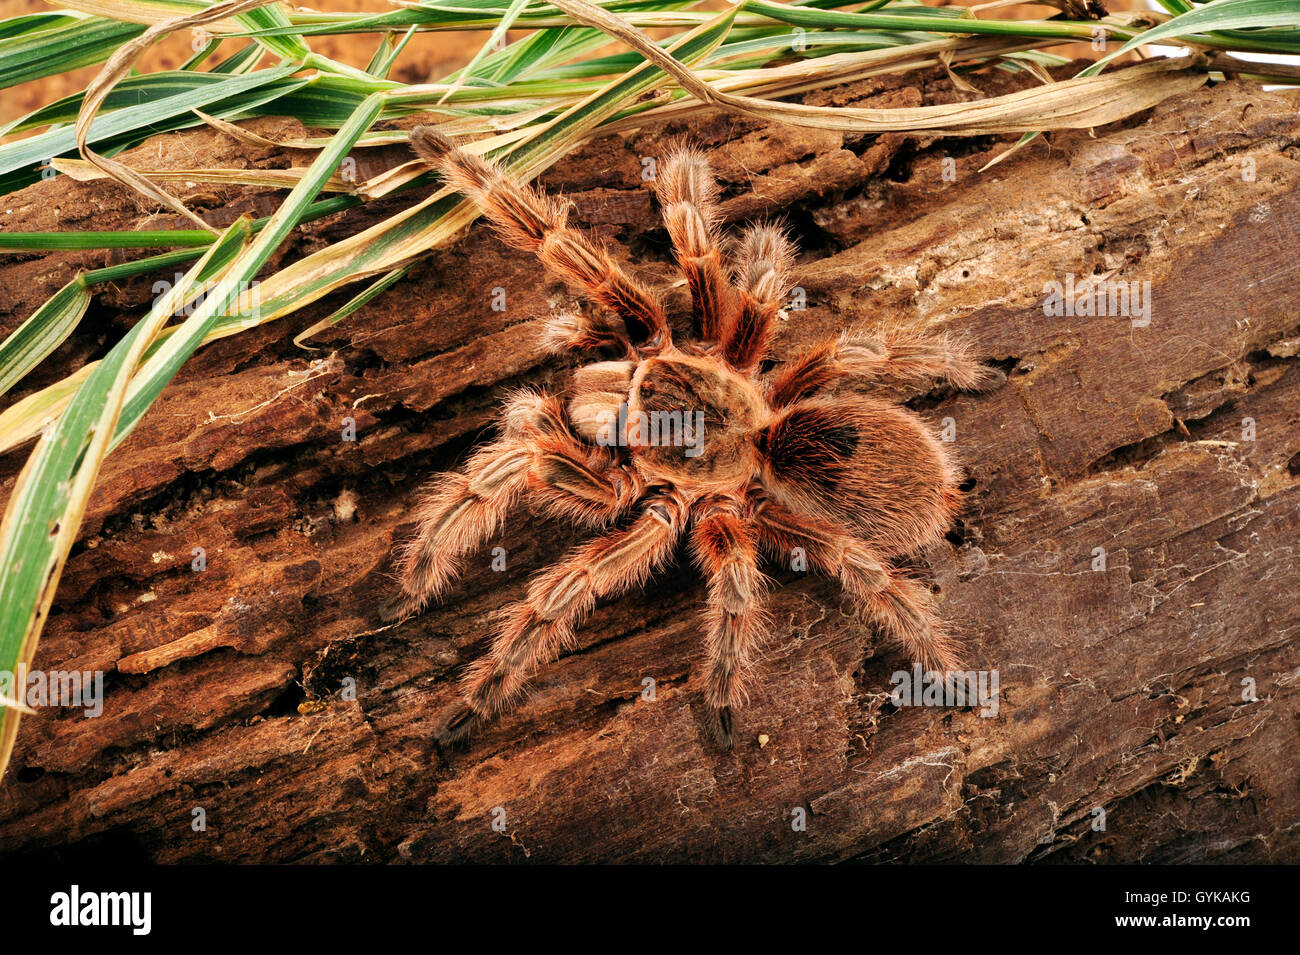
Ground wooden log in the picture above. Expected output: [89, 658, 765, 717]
[0, 65, 1297, 863]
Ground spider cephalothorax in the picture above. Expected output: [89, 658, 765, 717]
[386, 126, 997, 748]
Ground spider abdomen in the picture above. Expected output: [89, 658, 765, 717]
[757, 396, 960, 558]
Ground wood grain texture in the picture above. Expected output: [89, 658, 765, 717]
[0, 64, 1297, 863]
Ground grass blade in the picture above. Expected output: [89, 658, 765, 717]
[1083, 0, 1300, 75]
[0, 280, 92, 400]
[0, 219, 251, 773]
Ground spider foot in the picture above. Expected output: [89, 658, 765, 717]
[708, 705, 735, 751]
[410, 125, 455, 165]
[378, 592, 419, 624]
[968, 364, 1007, 392]
[435, 701, 482, 749]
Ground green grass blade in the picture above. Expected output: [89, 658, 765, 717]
[366, 26, 418, 79]
[236, 2, 311, 61]
[0, 280, 92, 399]
[294, 265, 411, 348]
[111, 90, 388, 447]
[0, 62, 301, 186]
[0, 86, 389, 776]
[4, 71, 266, 137]
[211, 40, 264, 74]
[0, 219, 251, 773]
[0, 14, 143, 93]
[439, 0, 539, 102]
[1083, 0, 1300, 75]
[0, 193, 369, 410]
[0, 231, 216, 252]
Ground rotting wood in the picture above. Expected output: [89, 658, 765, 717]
[0, 64, 1297, 863]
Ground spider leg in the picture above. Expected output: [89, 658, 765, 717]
[768, 327, 1000, 407]
[526, 442, 644, 528]
[541, 307, 632, 358]
[689, 495, 770, 750]
[720, 223, 796, 372]
[383, 393, 641, 622]
[439, 489, 689, 745]
[382, 439, 530, 624]
[749, 493, 960, 672]
[411, 126, 670, 352]
[656, 146, 737, 343]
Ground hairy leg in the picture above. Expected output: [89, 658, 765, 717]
[656, 146, 737, 343]
[769, 327, 999, 407]
[721, 224, 795, 371]
[411, 126, 670, 351]
[382, 439, 531, 624]
[439, 490, 690, 745]
[690, 495, 769, 749]
[541, 308, 631, 357]
[749, 493, 959, 672]
[383, 393, 640, 622]
[526, 443, 643, 528]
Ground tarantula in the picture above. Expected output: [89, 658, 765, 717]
[384, 126, 996, 749]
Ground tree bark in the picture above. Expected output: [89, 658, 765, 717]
[0, 65, 1297, 863]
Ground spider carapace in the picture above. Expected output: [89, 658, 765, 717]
[384, 126, 998, 749]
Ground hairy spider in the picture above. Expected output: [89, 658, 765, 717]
[385, 126, 996, 749]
